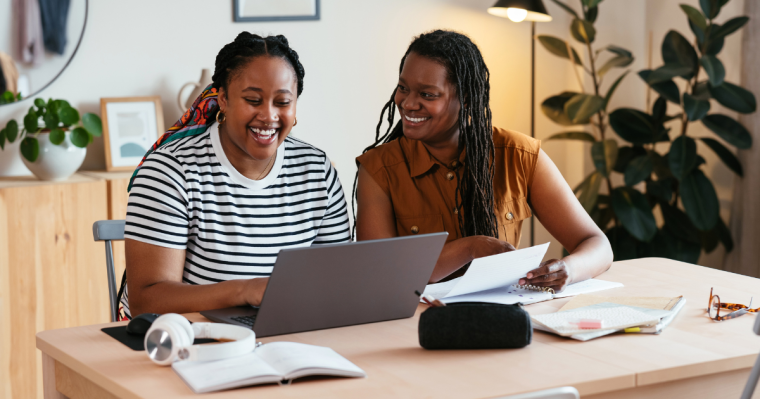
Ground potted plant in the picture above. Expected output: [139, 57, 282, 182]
[539, 0, 753, 263]
[0, 98, 102, 181]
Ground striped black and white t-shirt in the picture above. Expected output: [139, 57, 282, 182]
[122, 122, 351, 317]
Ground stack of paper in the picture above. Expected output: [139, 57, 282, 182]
[421, 243, 624, 305]
[532, 295, 686, 341]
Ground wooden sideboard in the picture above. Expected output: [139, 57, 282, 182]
[0, 171, 132, 399]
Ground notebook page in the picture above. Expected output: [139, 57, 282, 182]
[553, 279, 624, 298]
[421, 277, 461, 301]
[255, 342, 365, 381]
[444, 242, 550, 298]
[442, 285, 553, 305]
[172, 352, 281, 393]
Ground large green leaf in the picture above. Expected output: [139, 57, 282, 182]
[538, 36, 583, 65]
[652, 96, 667, 122]
[565, 93, 605, 124]
[710, 17, 749, 40]
[624, 155, 653, 186]
[0, 128, 5, 150]
[584, 5, 598, 23]
[603, 70, 629, 108]
[577, 171, 603, 213]
[649, 151, 673, 179]
[583, 0, 603, 8]
[591, 139, 618, 177]
[683, 93, 710, 121]
[680, 169, 719, 231]
[49, 128, 66, 145]
[700, 55, 725, 86]
[20, 137, 39, 162]
[700, 0, 721, 19]
[609, 108, 666, 144]
[5, 119, 18, 142]
[605, 226, 638, 261]
[702, 114, 752, 149]
[655, 228, 702, 263]
[709, 81, 757, 114]
[58, 106, 80, 126]
[613, 145, 646, 173]
[611, 187, 657, 242]
[43, 109, 59, 130]
[571, 19, 596, 44]
[82, 113, 103, 137]
[716, 217, 734, 252]
[700, 137, 743, 176]
[638, 70, 680, 103]
[692, 80, 711, 100]
[661, 30, 698, 76]
[668, 136, 698, 180]
[597, 55, 633, 78]
[599, 45, 632, 58]
[24, 109, 39, 132]
[660, 203, 701, 244]
[541, 92, 581, 126]
[70, 127, 90, 148]
[680, 4, 707, 30]
[645, 64, 695, 84]
[646, 177, 674, 203]
[546, 131, 596, 142]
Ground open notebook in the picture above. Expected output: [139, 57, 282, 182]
[421, 243, 623, 305]
[172, 342, 366, 393]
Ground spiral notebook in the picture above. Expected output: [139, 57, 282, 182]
[421, 243, 623, 305]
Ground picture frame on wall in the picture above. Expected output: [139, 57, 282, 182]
[233, 0, 320, 22]
[100, 96, 164, 172]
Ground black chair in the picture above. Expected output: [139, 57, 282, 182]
[92, 220, 126, 322]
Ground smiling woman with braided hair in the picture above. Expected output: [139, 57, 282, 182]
[355, 30, 612, 291]
[122, 32, 350, 318]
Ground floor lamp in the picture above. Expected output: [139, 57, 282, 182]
[487, 0, 551, 247]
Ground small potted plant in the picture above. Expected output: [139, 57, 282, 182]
[0, 98, 102, 181]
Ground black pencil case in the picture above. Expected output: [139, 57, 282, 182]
[418, 302, 532, 349]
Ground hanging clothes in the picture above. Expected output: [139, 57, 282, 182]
[13, 0, 45, 66]
[0, 52, 19, 94]
[38, 0, 71, 55]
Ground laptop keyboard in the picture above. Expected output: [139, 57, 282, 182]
[231, 315, 256, 327]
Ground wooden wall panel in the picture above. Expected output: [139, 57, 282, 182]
[0, 176, 109, 399]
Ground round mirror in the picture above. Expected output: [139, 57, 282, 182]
[0, 0, 88, 105]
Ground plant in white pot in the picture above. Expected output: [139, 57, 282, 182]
[0, 98, 102, 181]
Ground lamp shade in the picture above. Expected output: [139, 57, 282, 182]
[488, 0, 552, 22]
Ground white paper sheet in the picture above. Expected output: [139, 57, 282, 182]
[444, 242, 550, 298]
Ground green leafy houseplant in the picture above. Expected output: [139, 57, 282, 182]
[540, 0, 753, 263]
[0, 98, 103, 162]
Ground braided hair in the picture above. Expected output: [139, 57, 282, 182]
[212, 32, 305, 96]
[353, 30, 498, 240]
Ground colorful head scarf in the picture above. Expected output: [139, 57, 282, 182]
[127, 85, 219, 192]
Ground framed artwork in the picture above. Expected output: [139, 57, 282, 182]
[100, 97, 164, 172]
[233, 0, 320, 22]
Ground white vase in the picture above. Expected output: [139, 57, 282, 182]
[21, 131, 87, 181]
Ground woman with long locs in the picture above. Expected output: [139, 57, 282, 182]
[354, 30, 612, 291]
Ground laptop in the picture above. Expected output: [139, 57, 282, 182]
[201, 233, 448, 337]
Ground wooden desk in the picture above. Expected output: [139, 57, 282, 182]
[36, 258, 760, 398]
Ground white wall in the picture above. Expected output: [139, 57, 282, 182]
[0, 0, 747, 267]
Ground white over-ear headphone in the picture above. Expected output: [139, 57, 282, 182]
[144, 314, 256, 366]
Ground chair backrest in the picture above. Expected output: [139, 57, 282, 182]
[93, 220, 126, 322]
[494, 387, 580, 399]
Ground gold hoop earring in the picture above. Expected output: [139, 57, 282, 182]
[293, 117, 298, 126]
[216, 111, 226, 125]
